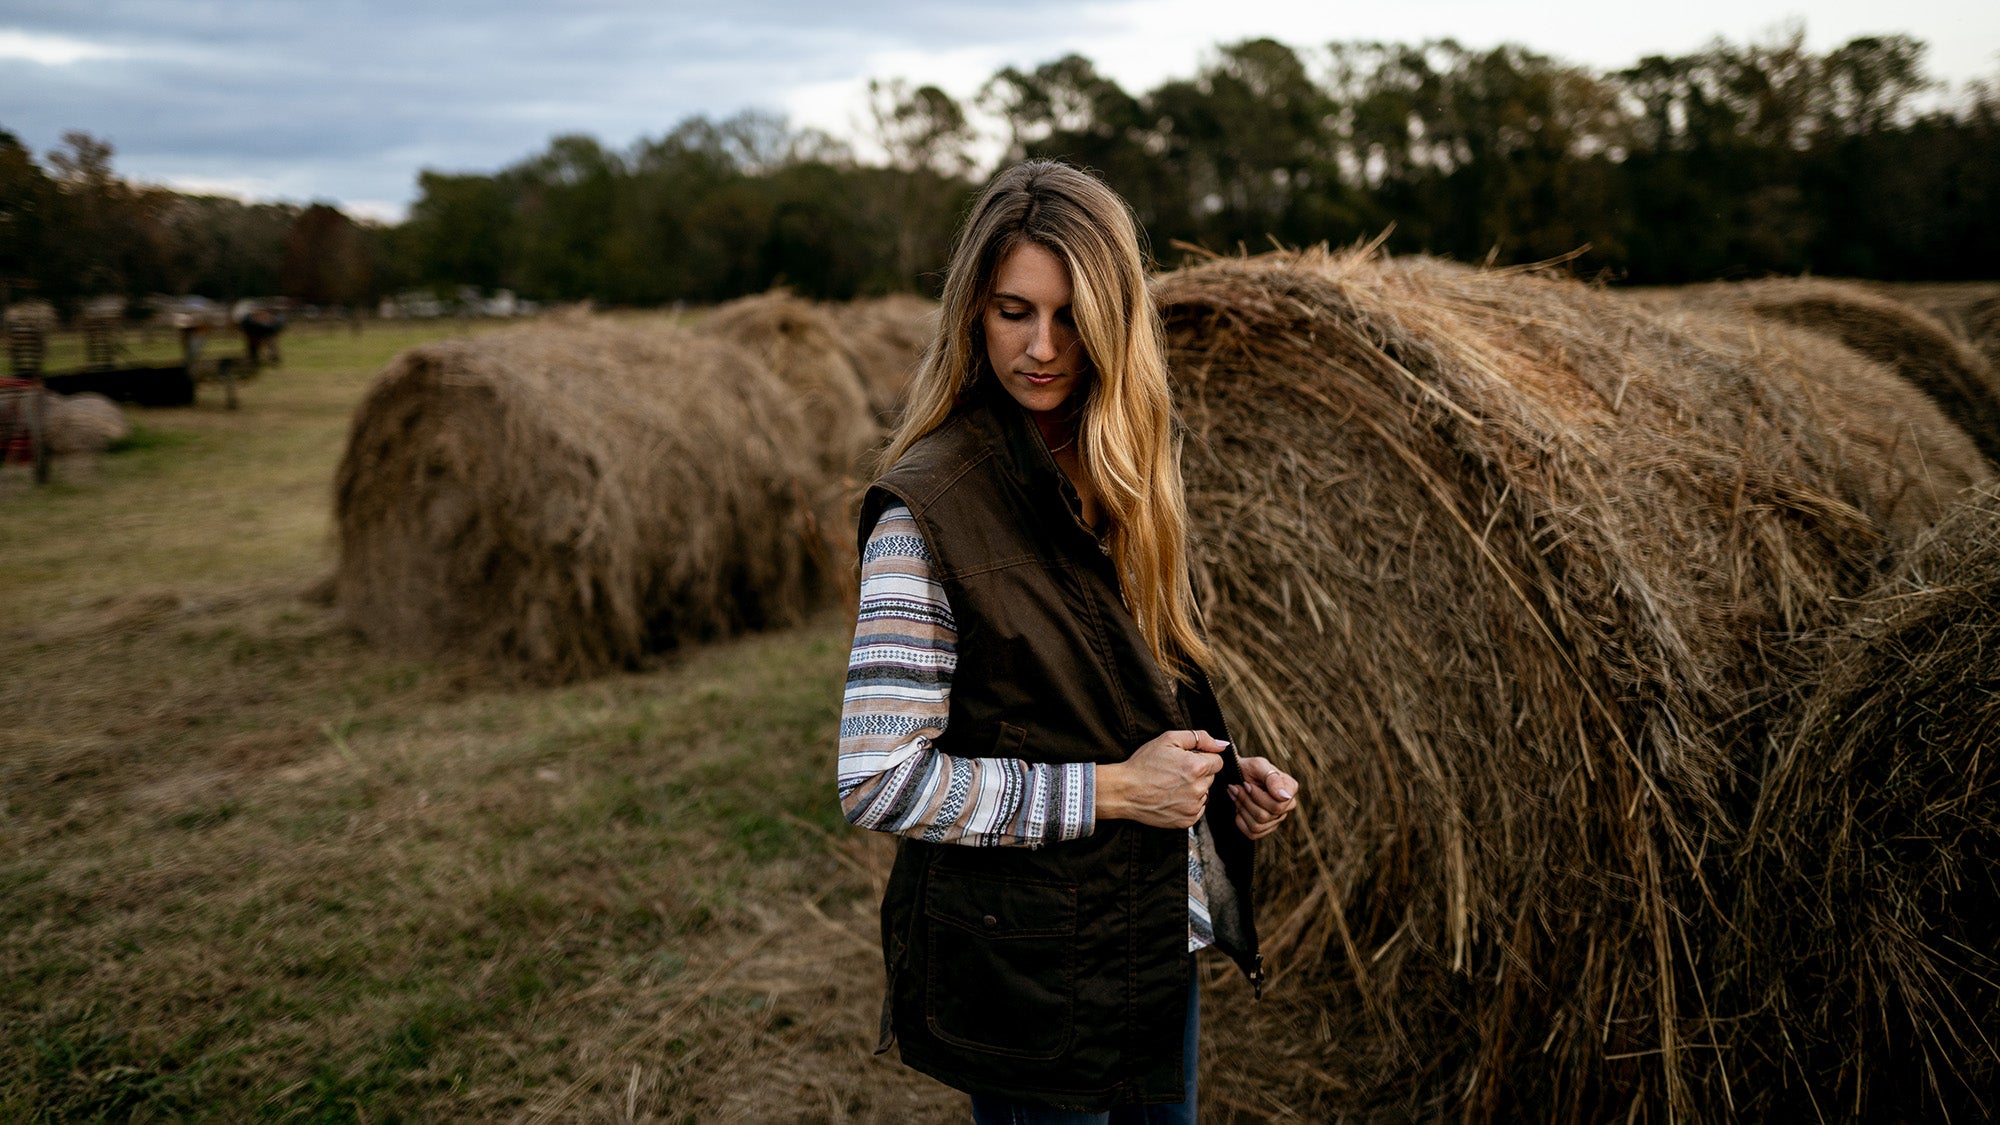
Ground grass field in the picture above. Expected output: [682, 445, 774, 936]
[0, 322, 967, 1122]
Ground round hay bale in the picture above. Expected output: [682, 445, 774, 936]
[697, 291, 881, 479]
[1966, 293, 2000, 371]
[42, 392, 130, 454]
[1159, 248, 1990, 1119]
[333, 317, 839, 681]
[1732, 487, 2000, 1120]
[1884, 282, 2000, 363]
[839, 293, 938, 422]
[1648, 279, 2000, 466]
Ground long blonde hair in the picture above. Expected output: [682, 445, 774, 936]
[880, 160, 1213, 680]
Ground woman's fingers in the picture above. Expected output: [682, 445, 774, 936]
[1165, 728, 1229, 755]
[1229, 791, 1285, 837]
[1231, 778, 1285, 814]
[1227, 756, 1300, 840]
[1238, 756, 1298, 801]
[1235, 805, 1280, 839]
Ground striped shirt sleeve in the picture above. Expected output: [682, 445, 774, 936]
[838, 502, 1096, 847]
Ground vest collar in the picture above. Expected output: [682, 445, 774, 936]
[972, 378, 1097, 540]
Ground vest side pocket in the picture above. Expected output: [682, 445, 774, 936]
[922, 870, 1079, 1060]
[993, 721, 1027, 755]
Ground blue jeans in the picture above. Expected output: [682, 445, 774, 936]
[968, 958, 1199, 1125]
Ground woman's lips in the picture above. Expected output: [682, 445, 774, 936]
[1021, 372, 1063, 385]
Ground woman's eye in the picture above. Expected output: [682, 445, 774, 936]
[997, 309, 1028, 321]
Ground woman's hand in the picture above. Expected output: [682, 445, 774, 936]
[1096, 730, 1228, 829]
[1229, 757, 1299, 840]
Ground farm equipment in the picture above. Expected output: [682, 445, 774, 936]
[3, 302, 52, 482]
[0, 374, 51, 483]
[3, 295, 270, 414]
[36, 297, 197, 406]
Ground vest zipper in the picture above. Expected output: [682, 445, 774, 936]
[1190, 660, 1263, 996]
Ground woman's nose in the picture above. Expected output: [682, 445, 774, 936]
[1028, 318, 1060, 362]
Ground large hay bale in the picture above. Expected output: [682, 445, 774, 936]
[1733, 488, 2000, 1120]
[333, 317, 837, 680]
[1159, 249, 1989, 1119]
[697, 292, 881, 479]
[42, 392, 129, 454]
[838, 293, 937, 421]
[1950, 292, 2000, 373]
[1887, 281, 2000, 367]
[1649, 278, 2000, 465]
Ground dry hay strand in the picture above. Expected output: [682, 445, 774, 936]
[698, 291, 882, 479]
[839, 293, 938, 422]
[1730, 486, 2000, 1121]
[1160, 247, 1990, 1120]
[42, 391, 129, 454]
[1648, 278, 2000, 466]
[333, 317, 838, 681]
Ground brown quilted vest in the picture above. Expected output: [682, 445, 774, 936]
[856, 382, 1260, 1111]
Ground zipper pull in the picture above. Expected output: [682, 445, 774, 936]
[1250, 952, 1265, 1001]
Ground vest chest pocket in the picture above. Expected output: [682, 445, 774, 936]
[922, 870, 1078, 1060]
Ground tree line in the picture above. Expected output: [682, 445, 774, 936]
[4, 28, 1997, 317]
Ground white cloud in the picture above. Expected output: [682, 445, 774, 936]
[782, 42, 1019, 163]
[0, 28, 132, 65]
[143, 172, 286, 201]
[341, 199, 406, 224]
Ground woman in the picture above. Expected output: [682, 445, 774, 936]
[838, 160, 1298, 1122]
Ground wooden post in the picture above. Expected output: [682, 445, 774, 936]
[220, 357, 239, 410]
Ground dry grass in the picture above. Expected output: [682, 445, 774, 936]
[1884, 281, 2000, 373]
[838, 294, 938, 424]
[1647, 278, 2000, 464]
[332, 316, 838, 682]
[1730, 485, 2000, 1120]
[1, 590, 953, 1121]
[1160, 248, 1989, 1120]
[696, 293, 884, 483]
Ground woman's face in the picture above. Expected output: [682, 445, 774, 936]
[983, 241, 1087, 421]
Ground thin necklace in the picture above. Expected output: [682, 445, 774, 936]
[1048, 432, 1077, 455]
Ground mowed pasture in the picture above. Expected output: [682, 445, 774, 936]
[0, 320, 959, 1121]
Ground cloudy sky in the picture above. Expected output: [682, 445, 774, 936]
[4, 1, 1996, 221]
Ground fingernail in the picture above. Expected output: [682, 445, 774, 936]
[1215, 740, 1231, 748]
[1275, 789, 1293, 800]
